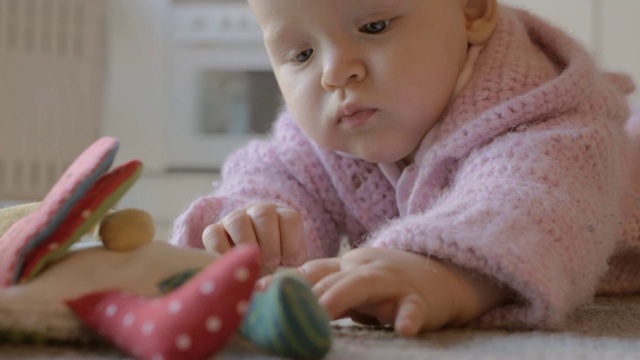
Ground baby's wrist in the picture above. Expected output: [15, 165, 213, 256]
[444, 262, 510, 325]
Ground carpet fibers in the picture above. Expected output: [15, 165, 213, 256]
[2, 296, 640, 359]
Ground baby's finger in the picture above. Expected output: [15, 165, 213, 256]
[276, 207, 306, 266]
[255, 274, 275, 291]
[254, 268, 299, 291]
[311, 270, 349, 299]
[395, 294, 427, 336]
[297, 258, 341, 286]
[222, 209, 258, 246]
[318, 271, 401, 320]
[246, 204, 281, 268]
[202, 223, 232, 253]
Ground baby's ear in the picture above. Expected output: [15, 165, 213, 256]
[464, 0, 499, 45]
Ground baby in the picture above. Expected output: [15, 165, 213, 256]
[171, 0, 640, 335]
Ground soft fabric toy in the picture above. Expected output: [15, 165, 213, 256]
[0, 137, 331, 360]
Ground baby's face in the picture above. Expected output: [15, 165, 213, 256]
[249, 0, 470, 164]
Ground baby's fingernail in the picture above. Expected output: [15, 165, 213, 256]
[275, 206, 292, 214]
[265, 256, 280, 268]
[298, 251, 307, 264]
[255, 278, 268, 290]
[282, 256, 298, 266]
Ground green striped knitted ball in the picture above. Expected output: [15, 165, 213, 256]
[239, 272, 332, 359]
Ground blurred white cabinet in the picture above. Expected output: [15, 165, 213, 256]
[102, 0, 170, 172]
[500, 0, 596, 50]
[102, 0, 211, 239]
[501, 0, 639, 104]
[601, 0, 640, 104]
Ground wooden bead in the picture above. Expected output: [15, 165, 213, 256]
[98, 209, 155, 251]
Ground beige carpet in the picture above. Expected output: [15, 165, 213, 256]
[2, 295, 640, 359]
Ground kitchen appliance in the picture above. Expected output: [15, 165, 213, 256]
[167, 1, 282, 170]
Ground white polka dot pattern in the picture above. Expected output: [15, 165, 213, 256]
[175, 334, 191, 350]
[200, 281, 215, 295]
[206, 316, 222, 333]
[123, 313, 135, 327]
[168, 300, 182, 314]
[105, 304, 117, 318]
[236, 301, 249, 315]
[234, 267, 250, 282]
[142, 321, 154, 336]
[66, 245, 261, 360]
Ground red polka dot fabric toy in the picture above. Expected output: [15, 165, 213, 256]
[0, 137, 135, 286]
[66, 245, 261, 360]
[0, 136, 332, 359]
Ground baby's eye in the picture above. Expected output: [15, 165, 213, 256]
[359, 19, 390, 34]
[293, 49, 313, 63]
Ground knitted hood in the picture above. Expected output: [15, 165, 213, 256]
[393, 5, 632, 216]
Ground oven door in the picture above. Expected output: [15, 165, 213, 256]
[167, 3, 281, 171]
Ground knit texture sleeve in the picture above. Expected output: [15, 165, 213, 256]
[170, 111, 346, 258]
[366, 114, 626, 329]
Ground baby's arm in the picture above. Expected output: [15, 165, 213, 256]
[362, 115, 625, 329]
[172, 112, 348, 262]
[289, 247, 509, 335]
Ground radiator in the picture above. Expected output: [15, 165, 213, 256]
[0, 0, 106, 200]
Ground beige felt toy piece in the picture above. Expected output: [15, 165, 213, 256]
[0, 203, 41, 236]
[0, 201, 221, 342]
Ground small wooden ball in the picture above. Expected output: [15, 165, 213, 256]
[98, 208, 155, 251]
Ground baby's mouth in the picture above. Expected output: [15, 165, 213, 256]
[338, 108, 378, 132]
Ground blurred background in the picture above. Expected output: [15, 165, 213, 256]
[1, 0, 638, 239]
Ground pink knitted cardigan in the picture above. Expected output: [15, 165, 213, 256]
[171, 7, 640, 329]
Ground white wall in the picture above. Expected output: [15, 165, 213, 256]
[600, 0, 640, 105]
[501, 0, 596, 49]
[502, 0, 639, 104]
[102, 0, 170, 172]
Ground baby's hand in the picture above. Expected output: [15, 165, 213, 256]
[296, 248, 508, 336]
[201, 203, 306, 271]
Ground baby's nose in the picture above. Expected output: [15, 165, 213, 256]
[320, 49, 366, 90]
